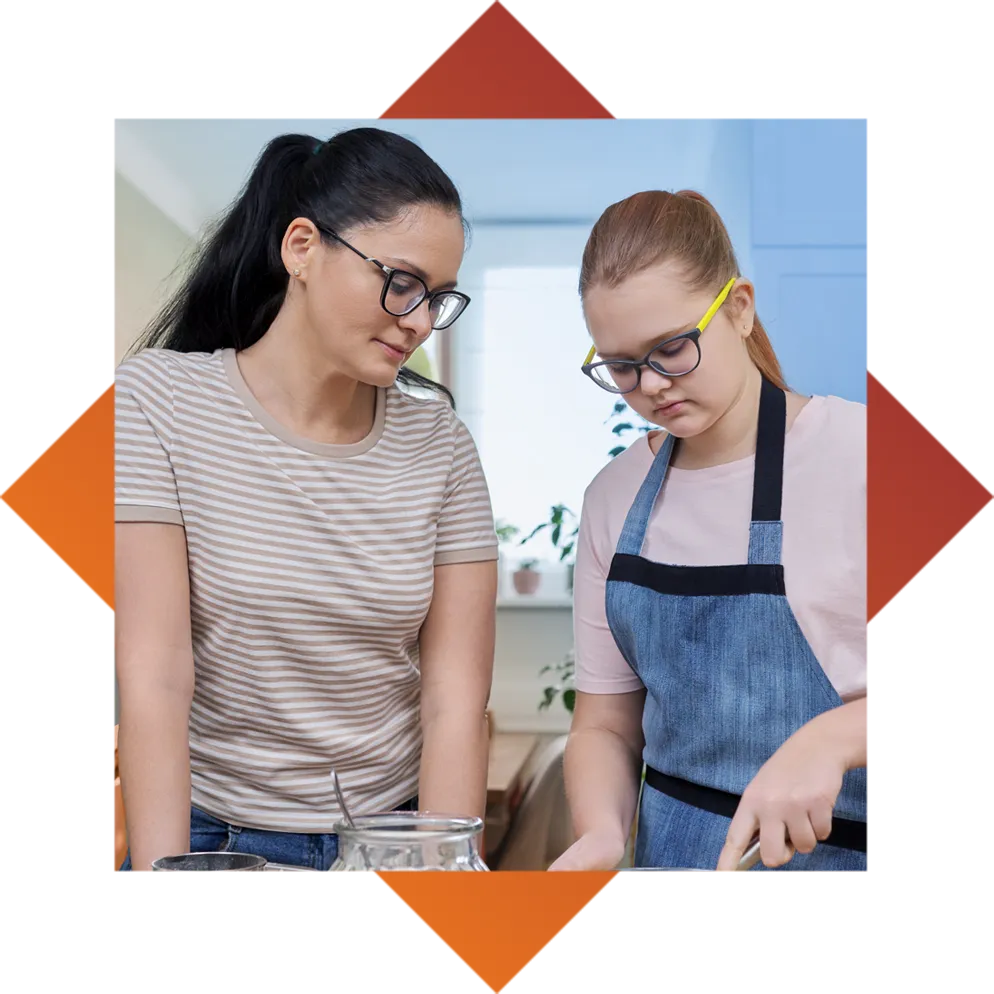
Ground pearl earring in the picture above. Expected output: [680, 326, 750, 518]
[292, 268, 301, 277]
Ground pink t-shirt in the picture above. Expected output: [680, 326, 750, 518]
[573, 395, 866, 702]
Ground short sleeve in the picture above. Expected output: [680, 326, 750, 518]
[573, 483, 644, 694]
[115, 354, 184, 526]
[433, 415, 498, 566]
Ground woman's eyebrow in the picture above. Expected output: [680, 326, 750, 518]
[387, 257, 458, 291]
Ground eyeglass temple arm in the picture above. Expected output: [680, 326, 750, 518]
[320, 226, 380, 265]
[580, 277, 738, 366]
[697, 277, 737, 332]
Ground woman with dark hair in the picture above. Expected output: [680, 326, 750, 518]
[115, 128, 497, 870]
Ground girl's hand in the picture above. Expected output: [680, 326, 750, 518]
[716, 718, 848, 870]
[548, 829, 627, 871]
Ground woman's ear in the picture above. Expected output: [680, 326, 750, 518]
[281, 217, 321, 281]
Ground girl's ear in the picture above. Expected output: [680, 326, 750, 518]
[727, 279, 756, 338]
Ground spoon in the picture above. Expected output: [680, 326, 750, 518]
[735, 836, 762, 871]
[331, 769, 356, 829]
[331, 768, 371, 870]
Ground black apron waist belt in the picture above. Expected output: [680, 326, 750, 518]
[644, 765, 867, 854]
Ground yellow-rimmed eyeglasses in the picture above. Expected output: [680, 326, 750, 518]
[581, 277, 737, 394]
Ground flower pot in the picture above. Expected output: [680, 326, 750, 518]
[512, 568, 541, 595]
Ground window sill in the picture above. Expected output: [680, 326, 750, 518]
[496, 596, 573, 609]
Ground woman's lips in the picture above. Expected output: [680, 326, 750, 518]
[375, 339, 407, 361]
[654, 400, 685, 417]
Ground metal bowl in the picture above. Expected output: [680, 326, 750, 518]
[151, 852, 267, 871]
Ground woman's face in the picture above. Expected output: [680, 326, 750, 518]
[285, 204, 465, 387]
[583, 258, 756, 438]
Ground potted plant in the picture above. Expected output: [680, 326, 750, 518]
[494, 519, 520, 597]
[606, 399, 654, 457]
[519, 504, 580, 591]
[538, 648, 576, 713]
[512, 559, 541, 595]
[495, 519, 520, 546]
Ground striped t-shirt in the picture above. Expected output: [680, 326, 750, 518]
[115, 347, 498, 832]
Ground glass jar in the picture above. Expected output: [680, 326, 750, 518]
[329, 813, 489, 871]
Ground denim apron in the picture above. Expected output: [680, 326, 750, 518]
[605, 378, 867, 870]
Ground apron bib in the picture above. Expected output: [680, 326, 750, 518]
[605, 378, 867, 870]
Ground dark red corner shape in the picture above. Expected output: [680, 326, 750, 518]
[867, 360, 994, 641]
[377, 0, 991, 118]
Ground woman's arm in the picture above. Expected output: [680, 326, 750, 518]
[548, 688, 646, 870]
[115, 522, 195, 870]
[717, 696, 867, 870]
[416, 559, 497, 820]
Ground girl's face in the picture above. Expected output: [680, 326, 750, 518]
[583, 258, 757, 438]
[284, 204, 465, 387]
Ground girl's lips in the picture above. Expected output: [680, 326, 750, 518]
[655, 401, 685, 417]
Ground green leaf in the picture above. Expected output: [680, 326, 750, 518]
[612, 422, 634, 435]
[551, 524, 561, 546]
[520, 523, 547, 544]
[608, 446, 625, 458]
[613, 401, 627, 415]
[560, 542, 574, 560]
[563, 689, 576, 712]
[538, 686, 557, 711]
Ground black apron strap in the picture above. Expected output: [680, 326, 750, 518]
[644, 766, 866, 854]
[750, 377, 787, 523]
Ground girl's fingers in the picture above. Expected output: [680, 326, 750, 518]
[759, 816, 793, 868]
[717, 807, 758, 870]
[785, 811, 819, 856]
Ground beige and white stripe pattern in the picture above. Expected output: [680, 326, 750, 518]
[115, 348, 497, 832]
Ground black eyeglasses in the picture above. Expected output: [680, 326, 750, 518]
[314, 224, 471, 331]
[580, 277, 736, 394]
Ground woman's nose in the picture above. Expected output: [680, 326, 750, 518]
[398, 301, 434, 341]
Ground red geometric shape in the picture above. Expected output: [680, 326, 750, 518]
[867, 360, 994, 640]
[377, 0, 991, 118]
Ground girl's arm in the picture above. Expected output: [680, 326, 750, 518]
[548, 688, 646, 870]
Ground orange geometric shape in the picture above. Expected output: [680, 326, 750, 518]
[0, 369, 114, 632]
[375, 873, 991, 994]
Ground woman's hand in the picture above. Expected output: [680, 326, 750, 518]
[716, 700, 866, 871]
[548, 829, 627, 871]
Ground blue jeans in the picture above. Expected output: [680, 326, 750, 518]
[119, 796, 418, 871]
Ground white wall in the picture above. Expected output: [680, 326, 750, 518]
[115, 171, 192, 364]
[446, 224, 593, 732]
[492, 607, 574, 734]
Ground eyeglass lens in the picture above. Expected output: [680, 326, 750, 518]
[588, 336, 700, 392]
[384, 271, 465, 329]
